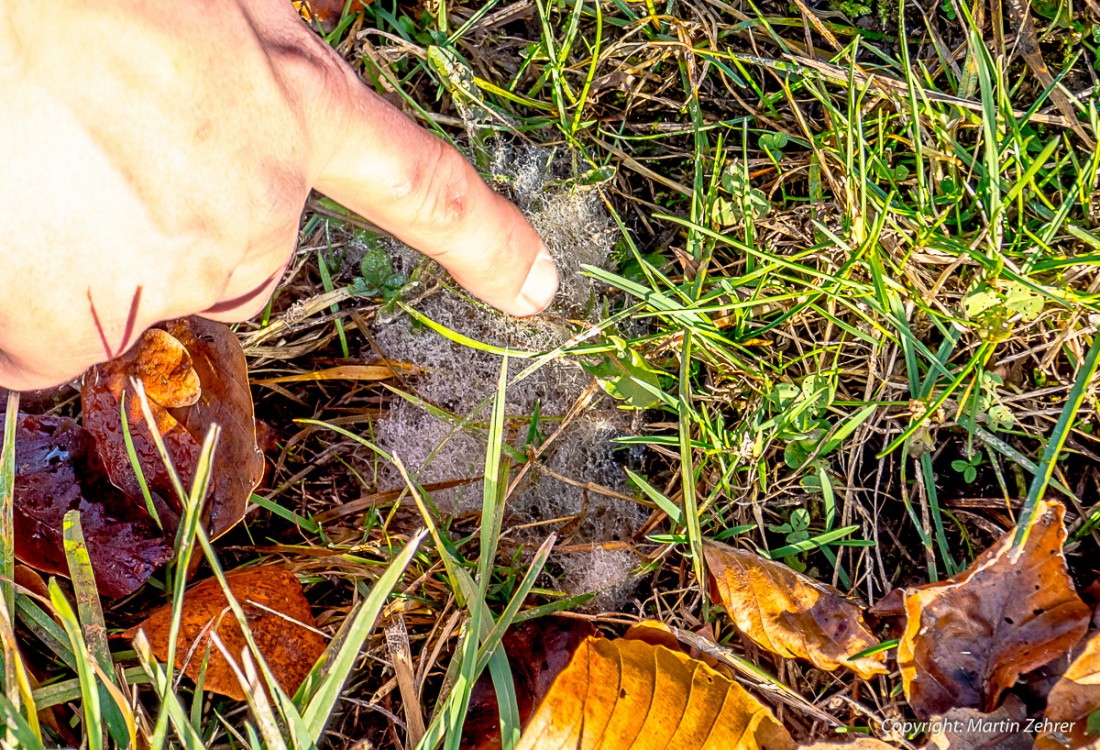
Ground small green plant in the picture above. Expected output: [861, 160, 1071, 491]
[769, 508, 810, 545]
[581, 337, 667, 409]
[351, 247, 407, 303]
[963, 278, 1045, 342]
[951, 452, 984, 484]
[963, 370, 1015, 433]
[713, 165, 771, 226]
[768, 508, 811, 572]
[758, 131, 788, 156]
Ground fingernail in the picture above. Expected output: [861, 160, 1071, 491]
[516, 246, 559, 315]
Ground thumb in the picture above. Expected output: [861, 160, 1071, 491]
[305, 57, 558, 316]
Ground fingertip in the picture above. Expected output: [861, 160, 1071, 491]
[512, 246, 560, 316]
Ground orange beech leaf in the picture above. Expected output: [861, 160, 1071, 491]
[898, 500, 1090, 717]
[82, 327, 200, 519]
[125, 567, 326, 701]
[1035, 630, 1100, 749]
[293, 0, 371, 31]
[703, 541, 887, 679]
[512, 635, 795, 750]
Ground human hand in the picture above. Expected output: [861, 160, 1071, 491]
[0, 0, 558, 391]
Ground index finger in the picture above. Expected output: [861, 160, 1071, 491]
[297, 44, 559, 316]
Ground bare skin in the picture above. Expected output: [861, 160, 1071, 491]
[0, 0, 558, 391]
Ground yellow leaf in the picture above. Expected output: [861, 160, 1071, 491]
[703, 541, 887, 679]
[514, 635, 795, 750]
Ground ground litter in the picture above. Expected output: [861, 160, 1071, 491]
[363, 145, 648, 605]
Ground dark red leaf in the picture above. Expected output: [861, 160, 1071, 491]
[2, 414, 173, 598]
[461, 616, 596, 750]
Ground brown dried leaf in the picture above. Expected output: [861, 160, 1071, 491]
[461, 616, 595, 750]
[2, 414, 173, 598]
[1035, 630, 1100, 749]
[81, 318, 261, 538]
[293, 0, 371, 31]
[797, 741, 899, 750]
[82, 328, 200, 516]
[926, 698, 1031, 750]
[703, 541, 887, 679]
[162, 318, 263, 538]
[513, 635, 795, 750]
[898, 499, 1090, 717]
[125, 567, 326, 701]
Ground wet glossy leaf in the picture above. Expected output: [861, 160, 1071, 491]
[461, 616, 595, 750]
[512, 635, 795, 750]
[898, 500, 1090, 717]
[82, 328, 200, 516]
[1, 414, 172, 598]
[161, 318, 263, 538]
[125, 567, 326, 701]
[703, 541, 887, 679]
[82, 318, 261, 539]
[1036, 630, 1100, 749]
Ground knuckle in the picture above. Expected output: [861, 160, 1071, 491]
[389, 140, 473, 239]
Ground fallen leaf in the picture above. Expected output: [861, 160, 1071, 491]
[512, 635, 795, 750]
[622, 620, 725, 670]
[461, 616, 595, 750]
[897, 500, 1090, 717]
[798, 741, 899, 749]
[293, 0, 370, 31]
[1035, 630, 1100, 749]
[926, 698, 1031, 749]
[162, 318, 263, 538]
[126, 567, 326, 701]
[81, 327, 201, 516]
[2, 414, 173, 598]
[252, 362, 419, 385]
[82, 318, 262, 539]
[703, 541, 887, 679]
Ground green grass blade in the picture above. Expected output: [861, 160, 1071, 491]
[48, 579, 103, 750]
[1015, 332, 1100, 547]
[132, 631, 207, 749]
[62, 510, 132, 748]
[0, 395, 16, 619]
[0, 692, 44, 750]
[626, 469, 682, 525]
[0, 584, 38, 742]
[119, 390, 161, 529]
[300, 528, 427, 740]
